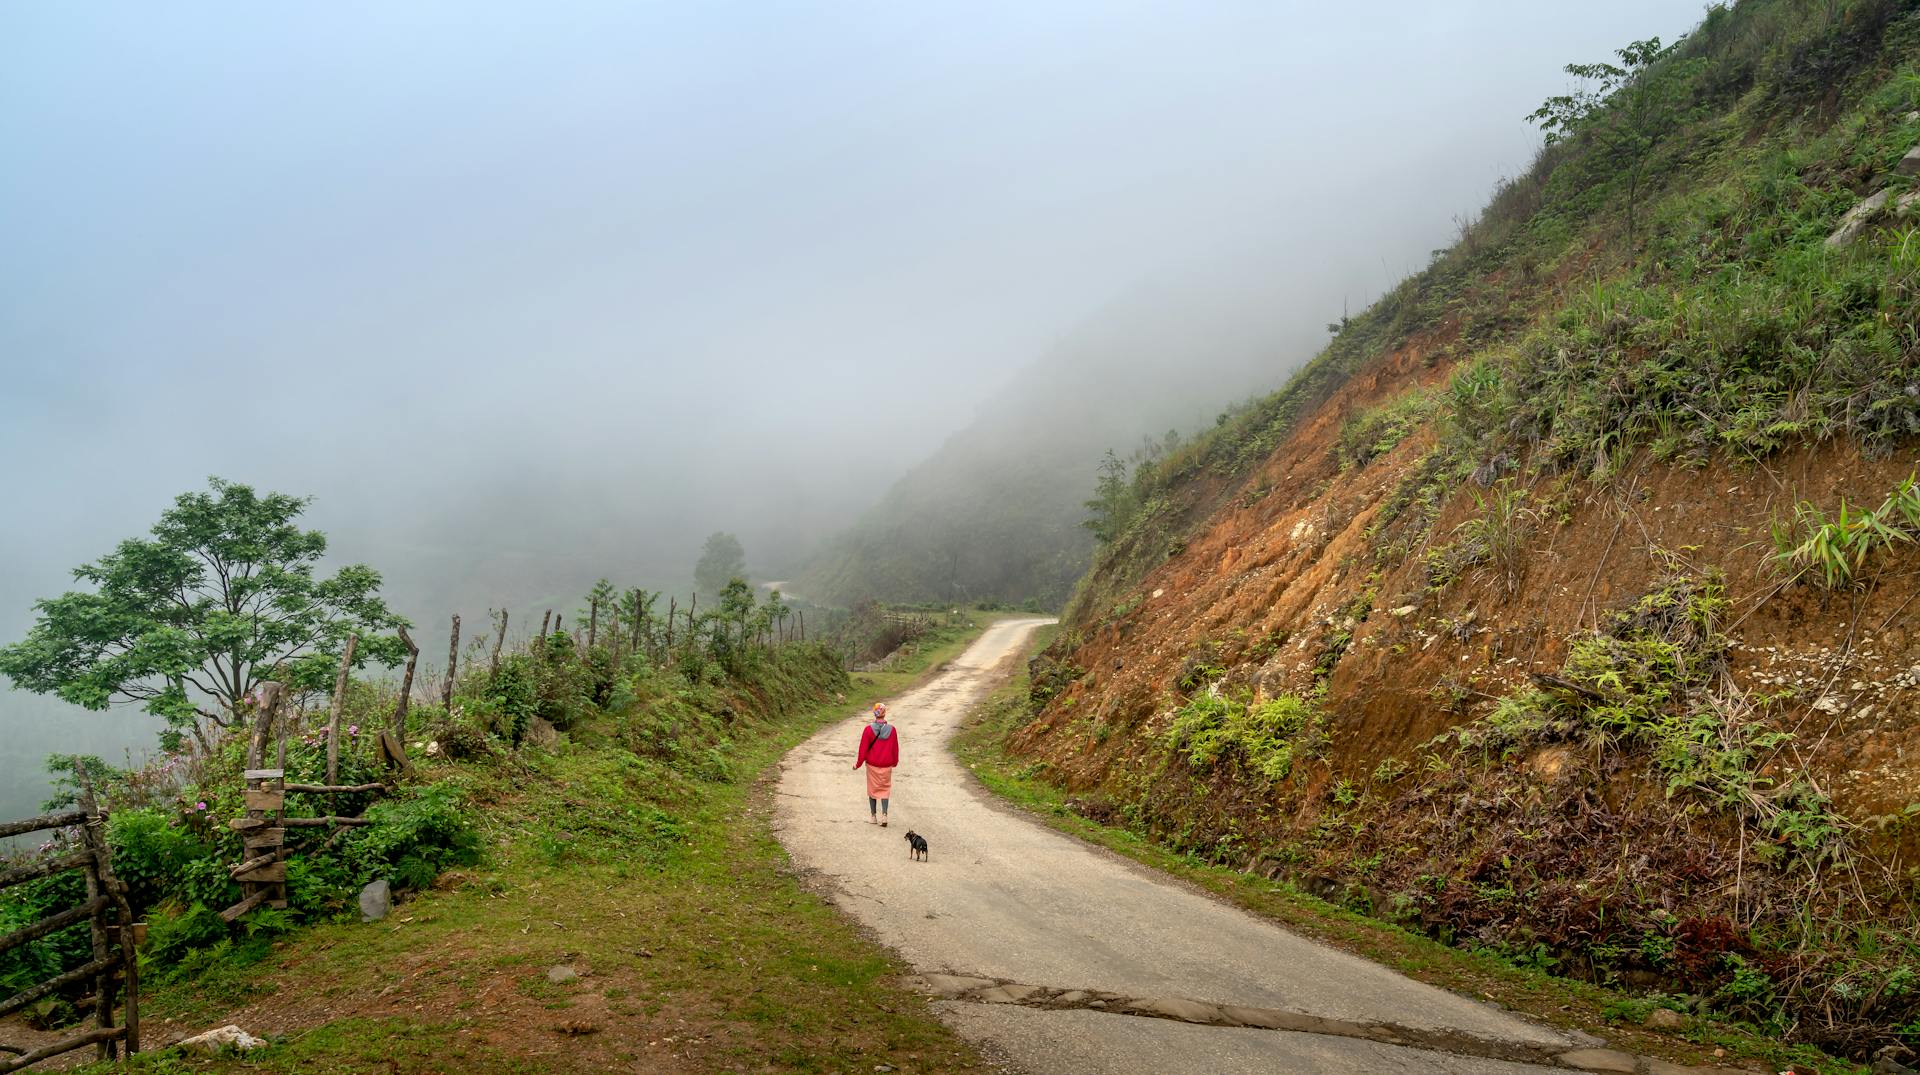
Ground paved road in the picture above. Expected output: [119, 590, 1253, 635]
[774, 618, 1576, 1074]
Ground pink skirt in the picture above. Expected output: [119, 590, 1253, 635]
[865, 765, 894, 799]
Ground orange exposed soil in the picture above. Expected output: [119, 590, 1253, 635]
[1007, 317, 1920, 1057]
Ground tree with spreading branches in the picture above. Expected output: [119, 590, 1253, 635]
[0, 478, 405, 751]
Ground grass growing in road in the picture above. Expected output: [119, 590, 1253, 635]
[950, 627, 1858, 1075]
[79, 617, 1005, 1075]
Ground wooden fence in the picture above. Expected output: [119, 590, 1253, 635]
[221, 679, 382, 923]
[0, 770, 139, 1071]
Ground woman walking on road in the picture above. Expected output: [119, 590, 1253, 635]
[855, 702, 899, 826]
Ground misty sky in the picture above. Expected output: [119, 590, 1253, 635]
[0, 2, 1701, 809]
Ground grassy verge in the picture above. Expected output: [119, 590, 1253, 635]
[82, 616, 1006, 1075]
[950, 625, 1854, 1075]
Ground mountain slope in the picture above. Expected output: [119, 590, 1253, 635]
[1000, 0, 1920, 1060]
[795, 287, 1318, 609]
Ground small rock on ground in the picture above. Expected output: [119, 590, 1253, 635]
[178, 1025, 267, 1052]
[358, 879, 391, 922]
[1642, 1007, 1688, 1031]
[546, 965, 579, 984]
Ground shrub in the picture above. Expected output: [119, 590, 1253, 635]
[0, 867, 89, 995]
[482, 653, 538, 743]
[1166, 691, 1322, 781]
[343, 782, 483, 893]
[109, 806, 224, 912]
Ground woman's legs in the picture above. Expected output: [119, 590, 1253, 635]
[868, 796, 878, 821]
[879, 796, 889, 825]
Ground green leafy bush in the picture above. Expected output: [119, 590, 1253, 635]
[0, 868, 89, 995]
[343, 782, 483, 894]
[480, 652, 538, 743]
[1166, 691, 1322, 781]
[109, 806, 225, 912]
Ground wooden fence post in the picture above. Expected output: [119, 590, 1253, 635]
[587, 597, 599, 651]
[443, 614, 460, 712]
[539, 609, 552, 639]
[326, 635, 357, 786]
[0, 787, 141, 1069]
[489, 608, 508, 678]
[72, 767, 116, 1061]
[245, 682, 286, 771]
[393, 625, 419, 740]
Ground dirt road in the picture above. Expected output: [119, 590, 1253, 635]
[774, 618, 1593, 1074]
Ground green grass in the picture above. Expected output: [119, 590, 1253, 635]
[77, 617, 1009, 1075]
[950, 628, 1861, 1075]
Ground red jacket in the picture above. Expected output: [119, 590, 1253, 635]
[855, 721, 899, 769]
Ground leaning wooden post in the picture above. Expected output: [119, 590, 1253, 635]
[442, 614, 460, 713]
[326, 635, 358, 786]
[245, 682, 286, 771]
[538, 609, 552, 639]
[490, 608, 508, 677]
[799, 609, 805, 642]
[392, 624, 419, 740]
[72, 762, 117, 1061]
[666, 597, 676, 650]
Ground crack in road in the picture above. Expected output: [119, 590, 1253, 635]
[913, 974, 1713, 1072]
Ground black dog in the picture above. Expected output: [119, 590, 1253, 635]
[904, 830, 929, 862]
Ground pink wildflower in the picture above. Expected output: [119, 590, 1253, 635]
[195, 801, 208, 811]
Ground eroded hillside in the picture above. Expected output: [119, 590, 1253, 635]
[1004, 0, 1920, 1059]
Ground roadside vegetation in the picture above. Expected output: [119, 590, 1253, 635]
[1, 477, 999, 1072]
